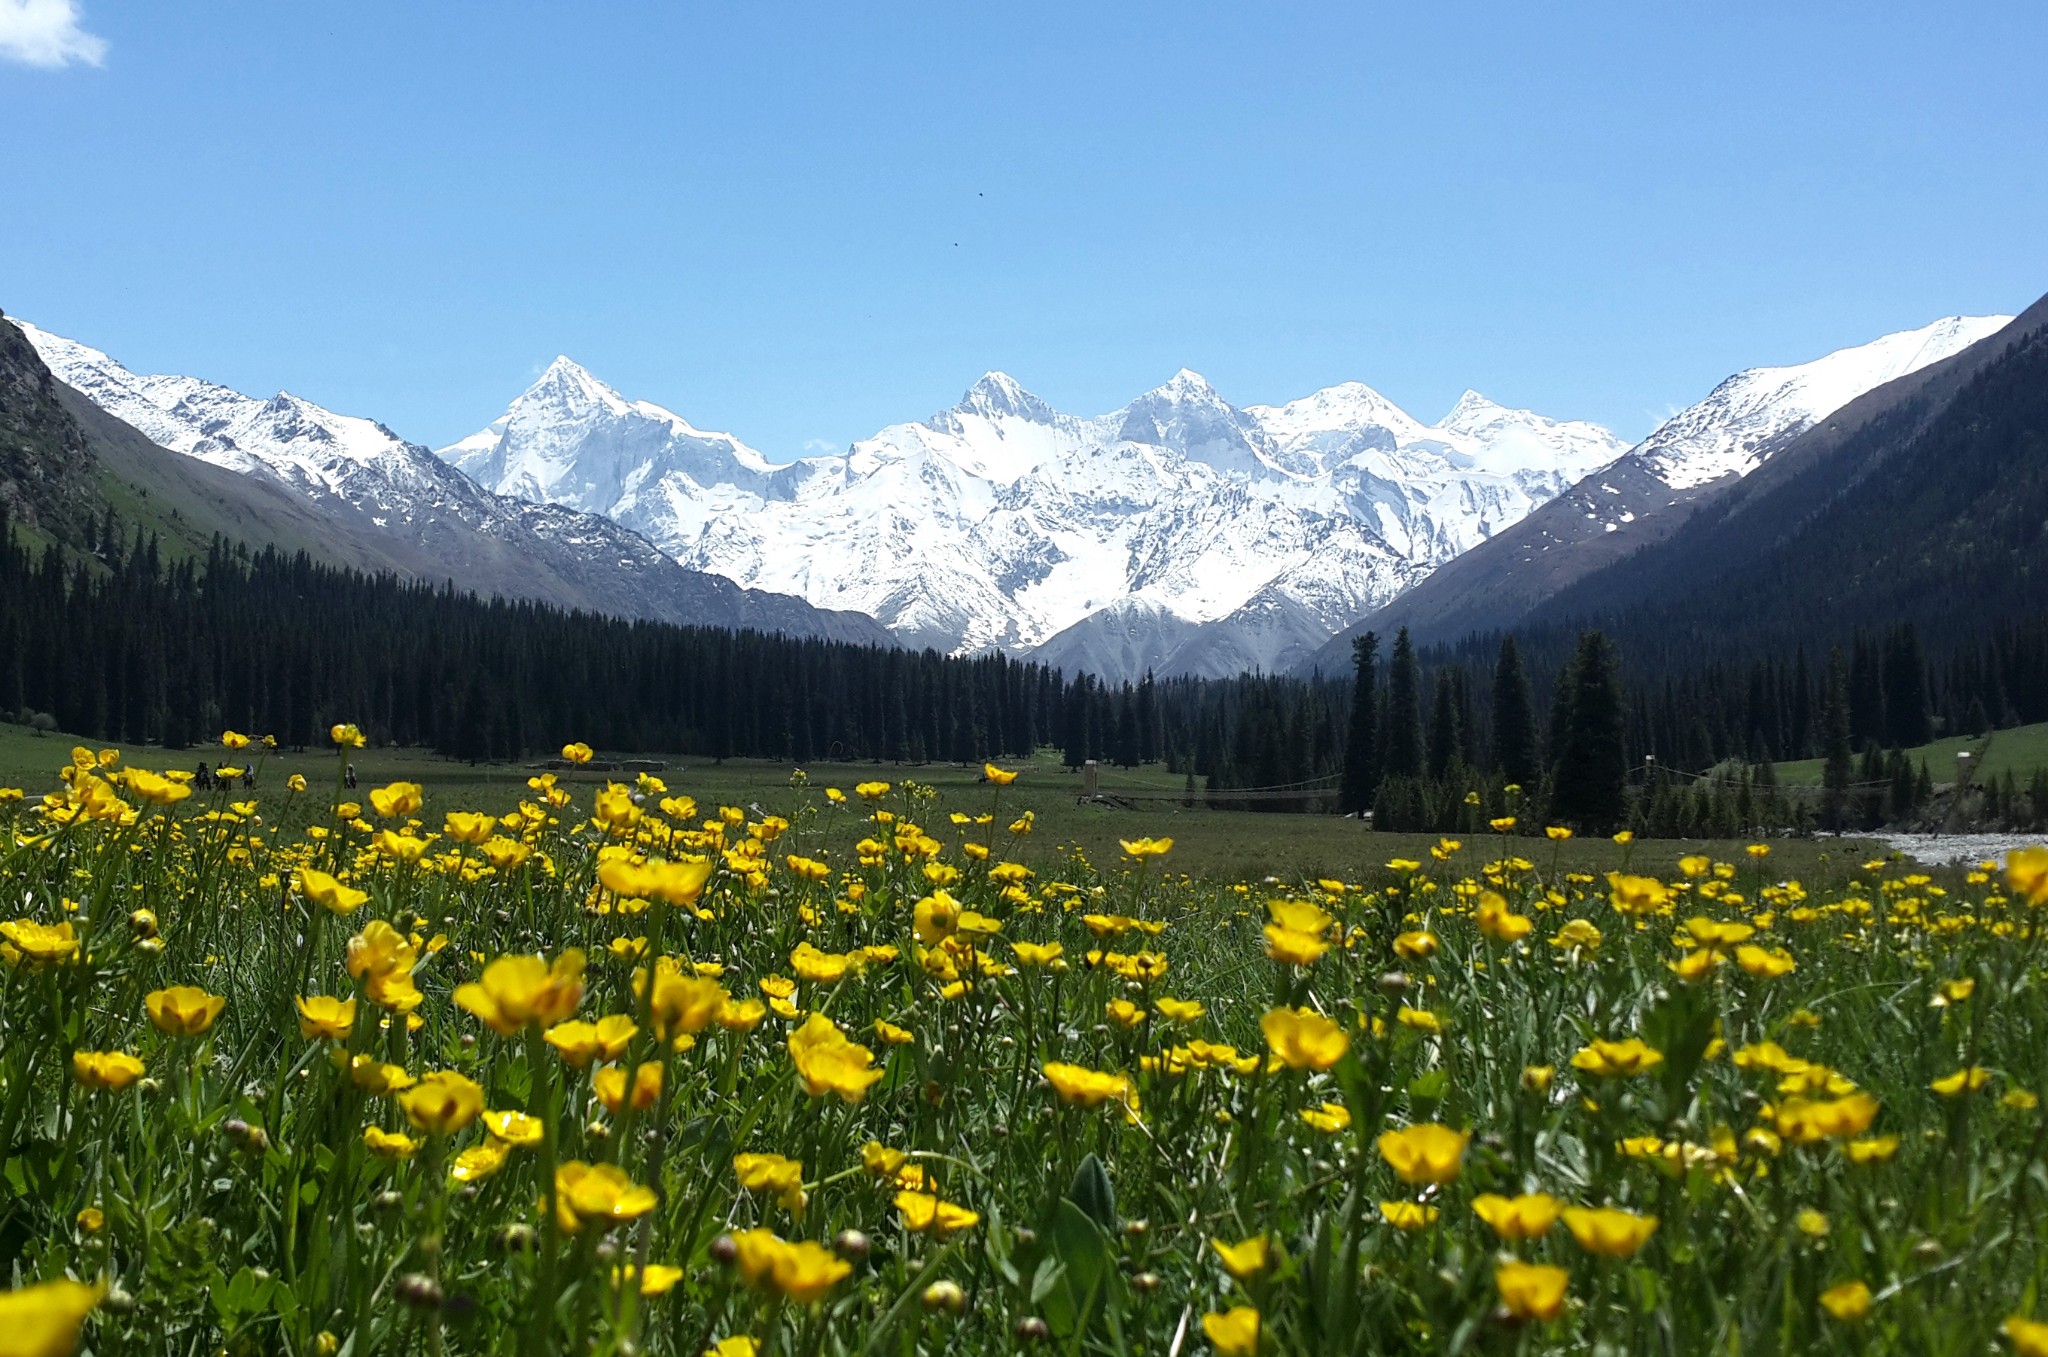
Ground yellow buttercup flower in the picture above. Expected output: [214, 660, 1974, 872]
[72, 1051, 145, 1091]
[398, 1070, 485, 1135]
[295, 995, 357, 1040]
[734, 1153, 807, 1213]
[454, 950, 586, 1036]
[297, 867, 369, 915]
[1377, 1124, 1470, 1185]
[1210, 1234, 1270, 1279]
[787, 1013, 885, 1102]
[1820, 1281, 1871, 1323]
[554, 1162, 657, 1232]
[1118, 837, 1173, 859]
[1380, 1200, 1439, 1230]
[982, 763, 1018, 786]
[1260, 1006, 1349, 1071]
[896, 1189, 980, 1237]
[1042, 1061, 1137, 1110]
[1932, 1067, 1993, 1097]
[594, 1062, 664, 1114]
[730, 1228, 851, 1302]
[145, 985, 225, 1037]
[1472, 1192, 1561, 1243]
[1571, 1037, 1664, 1078]
[1495, 1261, 1569, 1321]
[0, 1277, 106, 1356]
[1562, 1206, 1658, 1258]
[1200, 1306, 1259, 1357]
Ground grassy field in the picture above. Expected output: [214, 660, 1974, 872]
[1775, 720, 2048, 787]
[0, 722, 1886, 886]
[2, 720, 2046, 1354]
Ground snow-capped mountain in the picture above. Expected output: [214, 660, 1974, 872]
[16, 322, 890, 644]
[444, 364, 1627, 675]
[1305, 312, 2015, 663]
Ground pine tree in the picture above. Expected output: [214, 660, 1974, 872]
[1338, 633, 1379, 816]
[1490, 636, 1538, 786]
[1383, 627, 1424, 781]
[1550, 631, 1628, 831]
[1427, 669, 1462, 780]
[1821, 647, 1854, 830]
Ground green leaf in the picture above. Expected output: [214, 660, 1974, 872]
[1066, 1152, 1118, 1232]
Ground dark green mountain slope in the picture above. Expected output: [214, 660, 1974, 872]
[1525, 290, 2048, 659]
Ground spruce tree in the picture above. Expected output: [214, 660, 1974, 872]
[1384, 627, 1424, 781]
[1490, 636, 1538, 787]
[1821, 647, 1854, 829]
[1338, 633, 1379, 816]
[1427, 668, 1462, 780]
[1550, 631, 1628, 831]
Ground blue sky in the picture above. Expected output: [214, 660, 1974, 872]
[2, 1, 2043, 457]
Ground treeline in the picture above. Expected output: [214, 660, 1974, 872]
[0, 511, 1339, 787]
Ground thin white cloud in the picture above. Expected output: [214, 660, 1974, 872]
[0, 0, 107, 68]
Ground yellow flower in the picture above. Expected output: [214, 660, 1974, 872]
[1821, 1281, 1872, 1323]
[1393, 930, 1438, 960]
[1210, 1234, 1270, 1279]
[1263, 924, 1329, 965]
[398, 1070, 485, 1135]
[451, 1140, 512, 1183]
[896, 1189, 980, 1236]
[790, 942, 862, 985]
[545, 1014, 638, 1067]
[1608, 873, 1671, 914]
[145, 985, 225, 1037]
[613, 1263, 686, 1297]
[1042, 1061, 1137, 1110]
[296, 995, 357, 1040]
[1380, 1200, 1439, 1230]
[346, 1055, 415, 1095]
[1301, 1101, 1351, 1134]
[0, 1277, 106, 1356]
[330, 723, 366, 748]
[484, 1109, 544, 1146]
[730, 1228, 851, 1303]
[1521, 1065, 1555, 1093]
[443, 811, 496, 844]
[0, 919, 81, 967]
[637, 963, 729, 1038]
[364, 1125, 420, 1158]
[123, 768, 192, 806]
[1012, 940, 1065, 968]
[1118, 837, 1173, 859]
[554, 1162, 657, 1232]
[1734, 945, 1796, 978]
[1377, 1124, 1470, 1185]
[1561, 1206, 1658, 1258]
[368, 781, 422, 818]
[1200, 1306, 1259, 1357]
[594, 1062, 664, 1114]
[787, 1013, 886, 1102]
[1156, 996, 1205, 1022]
[454, 950, 586, 1036]
[2006, 1317, 2048, 1357]
[1260, 1006, 1349, 1071]
[71, 1050, 145, 1091]
[76, 1207, 103, 1234]
[734, 1153, 808, 1213]
[1472, 1192, 1561, 1243]
[561, 742, 594, 764]
[1932, 1067, 1993, 1097]
[1571, 1037, 1665, 1078]
[297, 867, 370, 915]
[982, 763, 1018, 786]
[1495, 1261, 1569, 1322]
[1476, 892, 1533, 943]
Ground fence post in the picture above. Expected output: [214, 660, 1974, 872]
[1082, 760, 1099, 801]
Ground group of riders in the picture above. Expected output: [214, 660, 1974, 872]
[190, 762, 258, 791]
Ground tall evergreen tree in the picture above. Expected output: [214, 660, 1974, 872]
[1383, 627, 1424, 781]
[1490, 635, 1538, 786]
[1427, 669, 1463, 779]
[1338, 632, 1379, 815]
[1821, 646, 1854, 830]
[1550, 631, 1628, 831]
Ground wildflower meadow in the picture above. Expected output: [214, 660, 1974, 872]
[3, 727, 2048, 1357]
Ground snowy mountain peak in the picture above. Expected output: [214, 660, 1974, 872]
[950, 370, 1055, 423]
[1440, 389, 1501, 423]
[1635, 313, 2013, 489]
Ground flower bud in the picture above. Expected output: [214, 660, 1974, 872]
[1131, 1271, 1162, 1294]
[921, 1280, 967, 1315]
[833, 1229, 871, 1262]
[1015, 1317, 1051, 1342]
[396, 1273, 443, 1309]
[708, 1233, 739, 1266]
[128, 909, 158, 939]
[492, 1224, 538, 1254]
